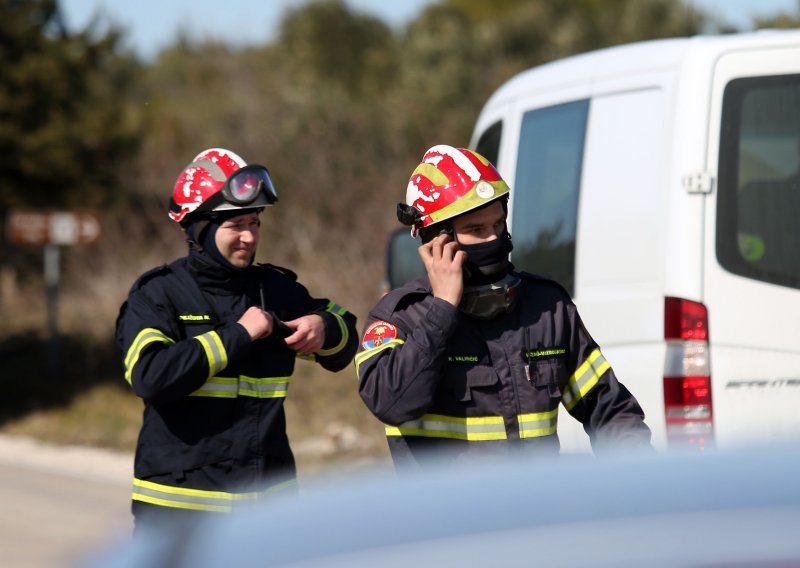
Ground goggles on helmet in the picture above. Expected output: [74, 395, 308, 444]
[196, 165, 278, 217]
[222, 165, 278, 206]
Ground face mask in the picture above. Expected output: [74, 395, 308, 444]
[459, 273, 521, 320]
[459, 230, 514, 284]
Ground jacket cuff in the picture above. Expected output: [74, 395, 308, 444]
[318, 311, 344, 351]
[226, 322, 253, 359]
[426, 297, 460, 338]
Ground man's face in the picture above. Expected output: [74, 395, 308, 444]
[214, 211, 260, 268]
[451, 200, 506, 246]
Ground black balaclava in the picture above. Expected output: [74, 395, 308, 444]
[186, 209, 257, 273]
[459, 231, 518, 320]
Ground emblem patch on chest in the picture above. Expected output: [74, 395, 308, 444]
[362, 321, 398, 349]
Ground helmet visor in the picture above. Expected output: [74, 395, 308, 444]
[222, 165, 278, 206]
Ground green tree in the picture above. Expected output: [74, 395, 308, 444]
[0, 0, 140, 211]
[393, 3, 484, 151]
[446, 0, 706, 71]
[753, 12, 800, 29]
[278, 0, 397, 99]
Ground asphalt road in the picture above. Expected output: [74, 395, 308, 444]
[0, 436, 133, 568]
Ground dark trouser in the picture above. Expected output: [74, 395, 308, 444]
[131, 500, 222, 538]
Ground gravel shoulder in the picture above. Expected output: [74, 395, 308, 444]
[0, 434, 133, 486]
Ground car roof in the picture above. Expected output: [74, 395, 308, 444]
[86, 445, 800, 567]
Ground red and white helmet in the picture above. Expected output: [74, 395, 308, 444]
[168, 147, 278, 225]
[398, 145, 510, 236]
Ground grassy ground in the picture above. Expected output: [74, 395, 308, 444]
[0, 324, 390, 481]
[0, 251, 391, 481]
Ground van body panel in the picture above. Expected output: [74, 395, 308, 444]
[468, 30, 800, 452]
[576, 86, 669, 345]
[712, 347, 800, 448]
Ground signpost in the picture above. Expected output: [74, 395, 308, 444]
[6, 210, 102, 378]
[7, 210, 101, 246]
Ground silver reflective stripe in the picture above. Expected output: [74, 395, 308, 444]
[124, 328, 175, 385]
[562, 348, 610, 411]
[132, 478, 297, 513]
[355, 338, 404, 376]
[190, 375, 291, 398]
[190, 159, 227, 182]
[194, 331, 228, 377]
[190, 376, 238, 398]
[325, 302, 348, 317]
[238, 376, 291, 398]
[385, 413, 507, 441]
[518, 409, 558, 438]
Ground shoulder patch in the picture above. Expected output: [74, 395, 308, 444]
[361, 320, 398, 350]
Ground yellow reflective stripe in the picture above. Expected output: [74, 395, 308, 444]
[124, 328, 175, 385]
[562, 348, 610, 411]
[194, 331, 227, 378]
[190, 375, 291, 398]
[354, 338, 405, 376]
[518, 409, 559, 438]
[385, 413, 507, 441]
[317, 303, 349, 357]
[132, 477, 297, 513]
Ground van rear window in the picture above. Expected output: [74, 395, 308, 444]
[717, 74, 800, 290]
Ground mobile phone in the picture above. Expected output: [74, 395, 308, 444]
[268, 311, 293, 339]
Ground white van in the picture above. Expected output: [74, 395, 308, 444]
[387, 30, 800, 453]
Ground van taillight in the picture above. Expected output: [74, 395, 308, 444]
[663, 297, 713, 451]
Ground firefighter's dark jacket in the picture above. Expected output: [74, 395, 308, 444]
[116, 253, 358, 512]
[356, 272, 652, 468]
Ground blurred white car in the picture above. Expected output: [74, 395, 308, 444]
[83, 444, 800, 568]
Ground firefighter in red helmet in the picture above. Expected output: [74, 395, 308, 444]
[357, 145, 652, 470]
[116, 148, 358, 530]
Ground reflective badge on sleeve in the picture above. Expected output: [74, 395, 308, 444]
[361, 321, 398, 350]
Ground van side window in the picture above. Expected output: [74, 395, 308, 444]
[717, 74, 800, 290]
[475, 121, 502, 167]
[511, 100, 589, 295]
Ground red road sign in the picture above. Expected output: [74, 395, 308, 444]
[6, 210, 101, 246]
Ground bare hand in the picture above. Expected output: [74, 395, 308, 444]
[237, 306, 275, 340]
[419, 233, 465, 307]
[283, 314, 325, 354]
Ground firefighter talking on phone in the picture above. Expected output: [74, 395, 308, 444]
[356, 145, 651, 469]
